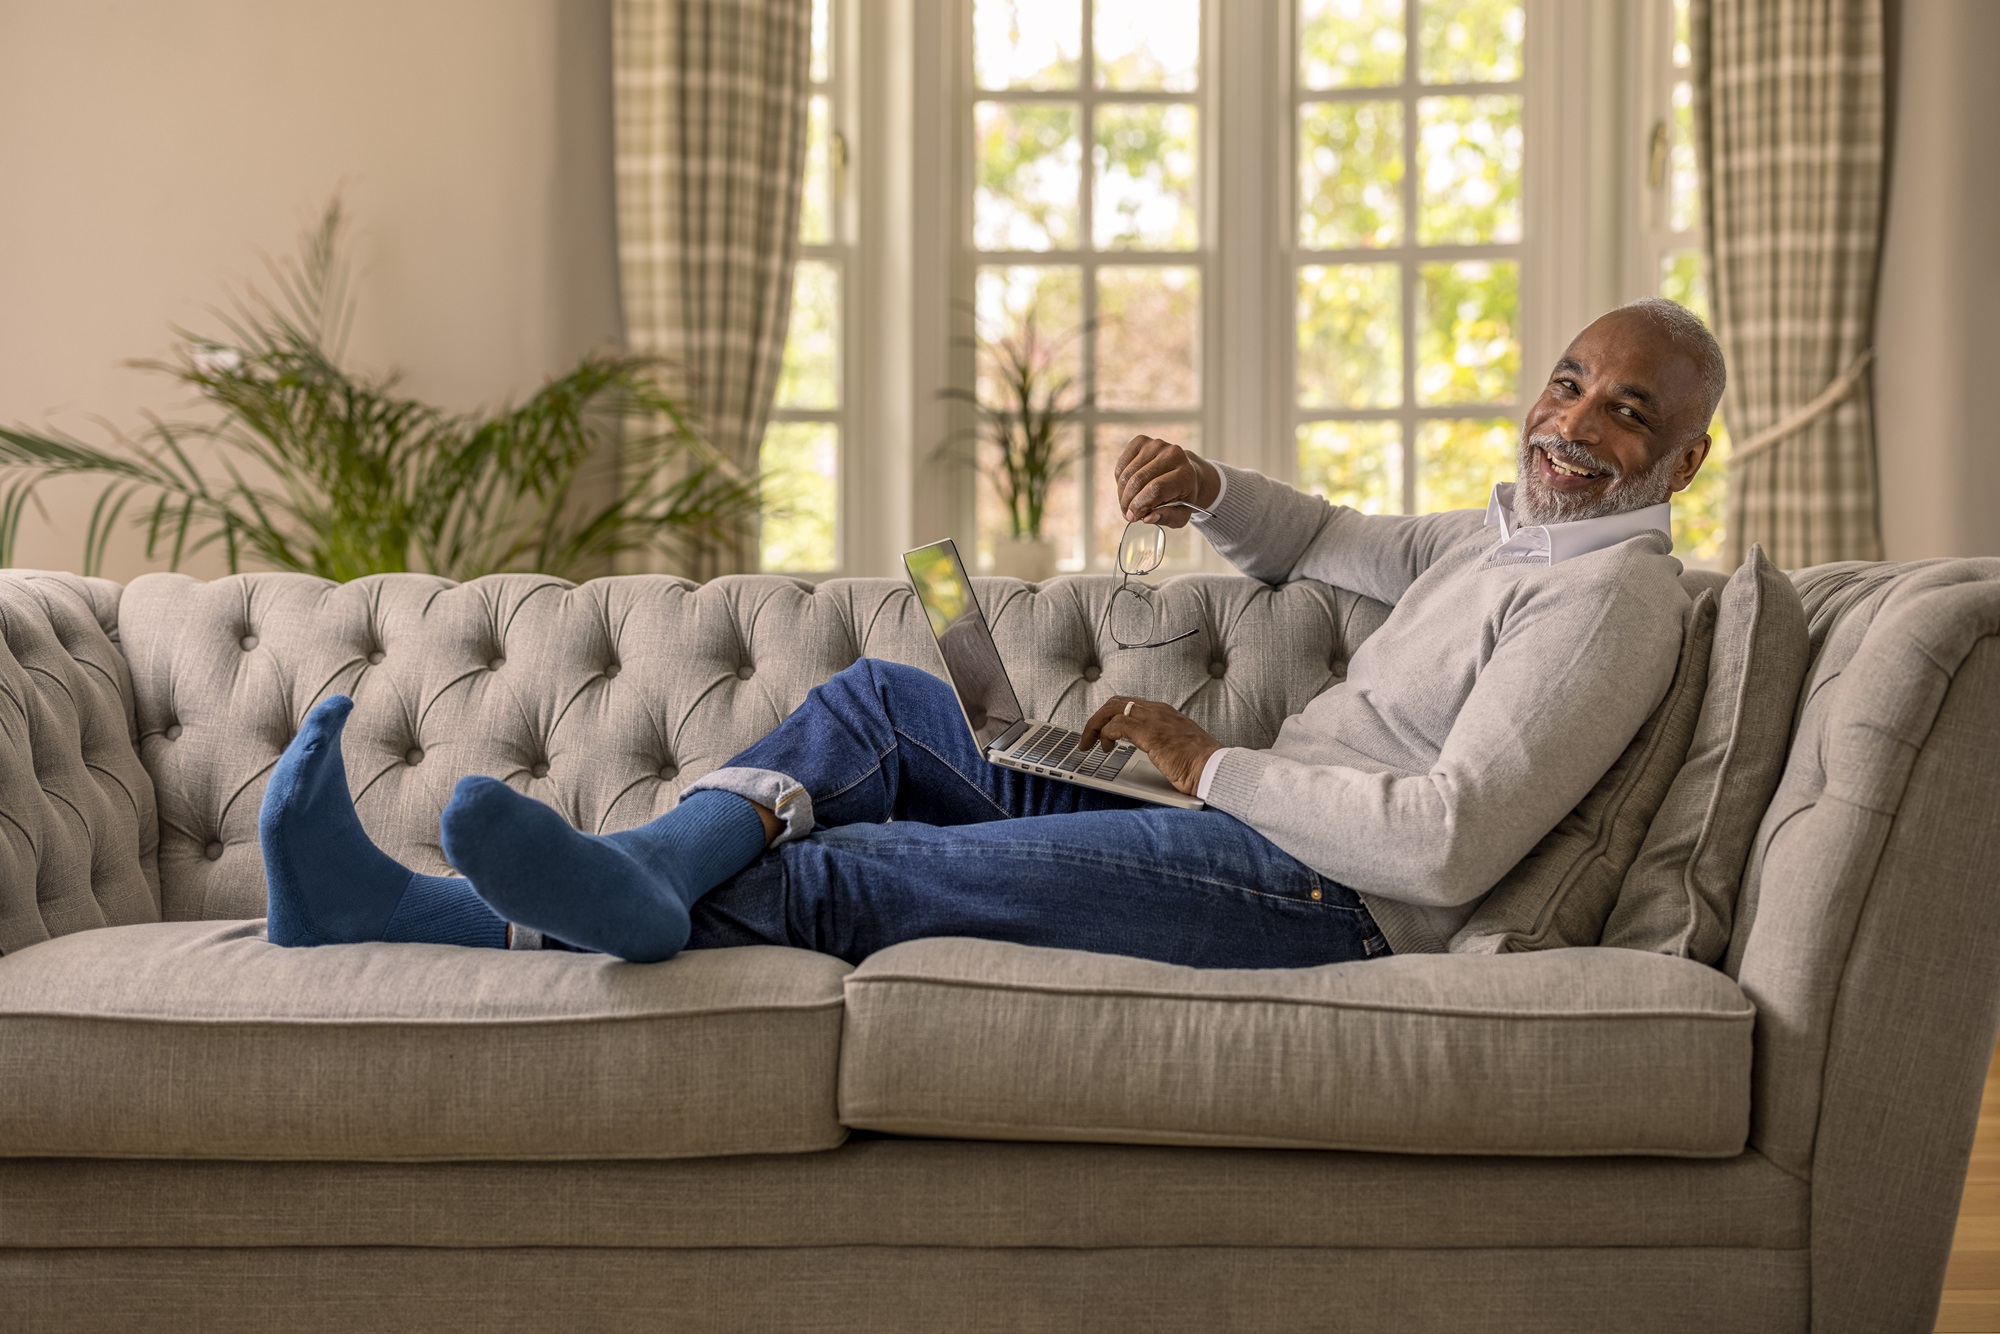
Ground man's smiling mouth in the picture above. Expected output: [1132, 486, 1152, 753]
[1535, 445, 1609, 482]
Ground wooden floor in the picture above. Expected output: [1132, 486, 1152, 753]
[1938, 1043, 2000, 1331]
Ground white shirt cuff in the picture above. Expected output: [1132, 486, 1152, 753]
[1192, 456, 1227, 518]
[1195, 747, 1231, 802]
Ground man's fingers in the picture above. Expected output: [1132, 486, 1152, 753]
[1117, 451, 1179, 514]
[1078, 696, 1130, 750]
[1114, 434, 1155, 477]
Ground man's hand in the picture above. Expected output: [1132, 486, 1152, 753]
[1115, 435, 1221, 528]
[1079, 696, 1221, 797]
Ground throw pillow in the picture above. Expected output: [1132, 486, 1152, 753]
[1600, 546, 1809, 964]
[1450, 589, 1717, 954]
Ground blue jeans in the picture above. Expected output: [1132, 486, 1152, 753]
[685, 658, 1389, 968]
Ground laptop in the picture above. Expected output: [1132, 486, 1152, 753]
[902, 539, 1204, 810]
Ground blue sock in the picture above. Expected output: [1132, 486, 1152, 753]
[439, 781, 768, 963]
[261, 695, 508, 949]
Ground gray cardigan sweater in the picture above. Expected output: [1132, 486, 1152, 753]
[1194, 464, 1690, 955]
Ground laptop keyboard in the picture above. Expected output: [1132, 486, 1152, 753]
[1006, 724, 1134, 781]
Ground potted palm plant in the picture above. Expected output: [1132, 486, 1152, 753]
[941, 304, 1089, 582]
[0, 203, 758, 581]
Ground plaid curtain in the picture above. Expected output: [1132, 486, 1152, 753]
[614, 0, 812, 576]
[1693, 0, 1889, 567]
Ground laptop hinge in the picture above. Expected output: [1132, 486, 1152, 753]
[989, 719, 1032, 755]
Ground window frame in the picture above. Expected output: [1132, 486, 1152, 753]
[950, 0, 1219, 573]
[761, 0, 860, 576]
[1283, 1, 1529, 518]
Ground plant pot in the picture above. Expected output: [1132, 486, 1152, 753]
[991, 536, 1058, 582]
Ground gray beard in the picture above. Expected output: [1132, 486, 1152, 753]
[1514, 431, 1682, 527]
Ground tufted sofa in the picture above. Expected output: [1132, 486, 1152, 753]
[0, 559, 1996, 1332]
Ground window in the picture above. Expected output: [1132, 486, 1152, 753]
[964, 0, 1207, 571]
[1290, 0, 1526, 518]
[762, 0, 849, 572]
[1633, 0, 1727, 564]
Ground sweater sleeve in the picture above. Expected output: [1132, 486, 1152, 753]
[1195, 462, 1485, 605]
[1203, 559, 1688, 906]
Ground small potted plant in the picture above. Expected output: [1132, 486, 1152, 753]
[940, 304, 1089, 582]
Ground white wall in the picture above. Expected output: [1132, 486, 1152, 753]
[1874, 0, 2000, 559]
[0, 0, 620, 580]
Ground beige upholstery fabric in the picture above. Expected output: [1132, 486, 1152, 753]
[0, 572, 159, 952]
[1719, 558, 2000, 1330]
[1449, 591, 1716, 953]
[840, 938, 1752, 1156]
[1605, 547, 1808, 962]
[0, 920, 848, 1160]
[114, 571, 1389, 921]
[0, 1141, 1805, 1250]
[0, 1246, 1809, 1334]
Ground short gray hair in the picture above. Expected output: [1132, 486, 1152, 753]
[1617, 297, 1727, 441]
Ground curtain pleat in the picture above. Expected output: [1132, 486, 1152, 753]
[614, 0, 812, 577]
[1693, 0, 1889, 567]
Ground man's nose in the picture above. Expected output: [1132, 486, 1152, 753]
[1553, 395, 1605, 445]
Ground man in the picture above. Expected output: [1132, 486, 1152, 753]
[260, 298, 1721, 967]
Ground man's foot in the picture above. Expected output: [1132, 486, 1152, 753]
[440, 780, 767, 963]
[260, 696, 507, 949]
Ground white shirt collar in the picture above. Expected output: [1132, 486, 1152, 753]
[1482, 482, 1672, 565]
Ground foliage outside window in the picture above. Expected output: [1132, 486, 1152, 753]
[1293, 0, 1527, 521]
[761, 0, 846, 572]
[968, 0, 1206, 572]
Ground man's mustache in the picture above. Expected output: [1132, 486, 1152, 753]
[1525, 433, 1621, 482]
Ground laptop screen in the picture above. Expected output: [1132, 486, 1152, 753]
[903, 540, 1026, 748]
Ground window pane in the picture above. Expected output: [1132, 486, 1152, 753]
[1299, 0, 1405, 89]
[974, 0, 1081, 90]
[1095, 422, 1200, 567]
[1658, 250, 1709, 324]
[974, 266, 1084, 408]
[811, 0, 831, 83]
[760, 421, 839, 571]
[800, 95, 833, 246]
[1673, 0, 1692, 67]
[975, 102, 1081, 251]
[1416, 259, 1517, 405]
[1096, 266, 1201, 409]
[1418, 0, 1523, 84]
[1297, 263, 1401, 409]
[1094, 103, 1199, 250]
[775, 260, 840, 410]
[976, 425, 1082, 567]
[1673, 419, 1728, 567]
[1299, 100, 1403, 249]
[1298, 419, 1402, 513]
[1416, 94, 1521, 244]
[1416, 418, 1514, 512]
[1095, 0, 1200, 91]
[1669, 80, 1699, 234]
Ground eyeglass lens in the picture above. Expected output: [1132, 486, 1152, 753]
[1118, 522, 1165, 575]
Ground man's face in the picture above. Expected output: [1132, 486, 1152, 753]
[1514, 311, 1713, 526]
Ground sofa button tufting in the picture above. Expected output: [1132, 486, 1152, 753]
[239, 634, 259, 652]
[164, 724, 183, 741]
[203, 841, 224, 861]
[405, 748, 424, 766]
[737, 664, 755, 681]
[1082, 665, 1101, 682]
[658, 764, 677, 781]
[488, 656, 506, 671]
[1209, 660, 1227, 678]
[604, 662, 621, 679]
[530, 761, 550, 779]
[366, 648, 385, 665]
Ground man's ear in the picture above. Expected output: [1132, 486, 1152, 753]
[1669, 433, 1712, 492]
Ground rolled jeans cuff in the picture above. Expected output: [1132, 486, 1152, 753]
[682, 766, 816, 845]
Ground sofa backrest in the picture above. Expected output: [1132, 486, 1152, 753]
[1723, 557, 2000, 1327]
[0, 571, 160, 952]
[115, 570, 1389, 922]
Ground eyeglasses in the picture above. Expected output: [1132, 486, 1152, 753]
[1104, 504, 1210, 650]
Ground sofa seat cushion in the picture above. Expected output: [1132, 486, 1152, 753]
[0, 921, 848, 1161]
[840, 939, 1753, 1156]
